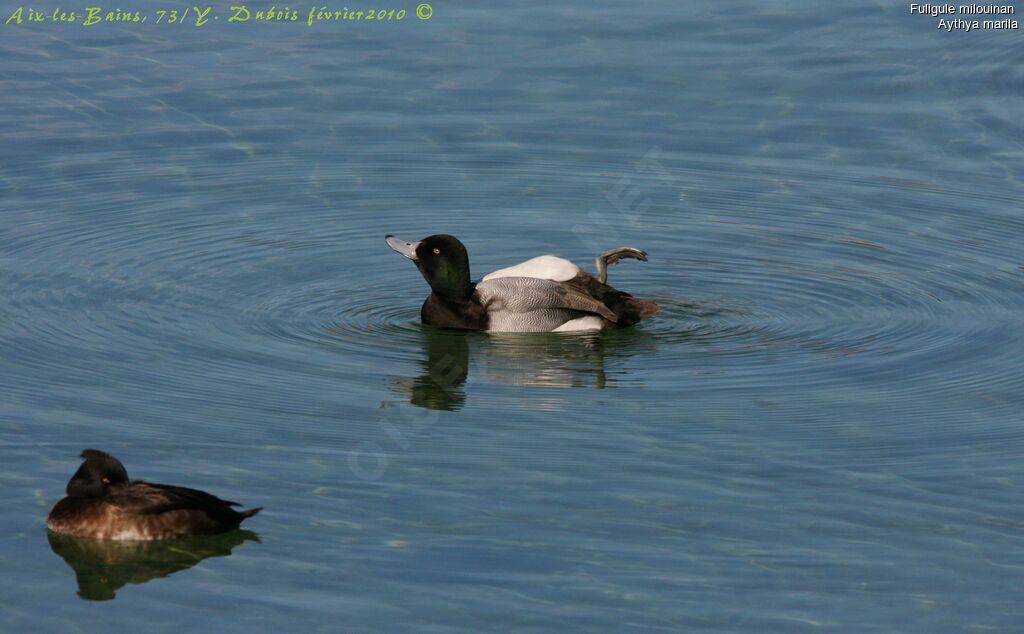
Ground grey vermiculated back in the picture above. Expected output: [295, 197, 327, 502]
[475, 277, 616, 332]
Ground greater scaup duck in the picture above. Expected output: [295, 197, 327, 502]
[47, 449, 261, 540]
[385, 234, 659, 332]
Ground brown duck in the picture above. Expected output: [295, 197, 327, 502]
[47, 449, 260, 540]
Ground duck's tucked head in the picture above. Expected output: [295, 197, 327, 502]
[386, 234, 472, 301]
[66, 449, 129, 498]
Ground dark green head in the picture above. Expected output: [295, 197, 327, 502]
[386, 234, 473, 301]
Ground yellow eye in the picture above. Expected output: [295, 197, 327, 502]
[432, 248, 441, 255]
[101, 477, 111, 485]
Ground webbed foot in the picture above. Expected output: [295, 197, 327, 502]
[594, 247, 648, 283]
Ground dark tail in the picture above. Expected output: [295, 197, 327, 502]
[238, 507, 262, 520]
[608, 294, 660, 326]
[566, 272, 659, 327]
[589, 246, 658, 325]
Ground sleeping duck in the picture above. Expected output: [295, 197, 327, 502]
[47, 450, 261, 540]
[385, 234, 659, 332]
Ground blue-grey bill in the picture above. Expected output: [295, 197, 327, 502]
[385, 235, 420, 260]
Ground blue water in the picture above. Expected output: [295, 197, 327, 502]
[2, 1, 1023, 630]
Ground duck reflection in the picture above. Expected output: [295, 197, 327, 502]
[48, 529, 259, 601]
[390, 326, 656, 410]
[390, 328, 470, 410]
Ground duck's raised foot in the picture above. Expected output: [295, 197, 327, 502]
[595, 247, 648, 283]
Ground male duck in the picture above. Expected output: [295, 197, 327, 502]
[385, 234, 659, 332]
[47, 449, 261, 540]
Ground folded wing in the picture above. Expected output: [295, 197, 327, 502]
[107, 481, 247, 524]
[475, 277, 617, 332]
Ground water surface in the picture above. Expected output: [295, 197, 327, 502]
[1, 1, 1022, 631]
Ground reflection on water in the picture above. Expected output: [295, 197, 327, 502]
[48, 530, 259, 601]
[389, 326, 660, 410]
[388, 328, 469, 411]
[480, 329, 658, 390]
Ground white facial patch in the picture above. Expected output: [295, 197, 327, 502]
[482, 255, 580, 283]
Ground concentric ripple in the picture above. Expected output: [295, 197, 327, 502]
[1, 114, 1022, 458]
[241, 282, 423, 357]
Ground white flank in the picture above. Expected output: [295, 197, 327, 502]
[552, 316, 605, 332]
[482, 255, 580, 282]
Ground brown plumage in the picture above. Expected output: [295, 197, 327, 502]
[47, 449, 260, 540]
